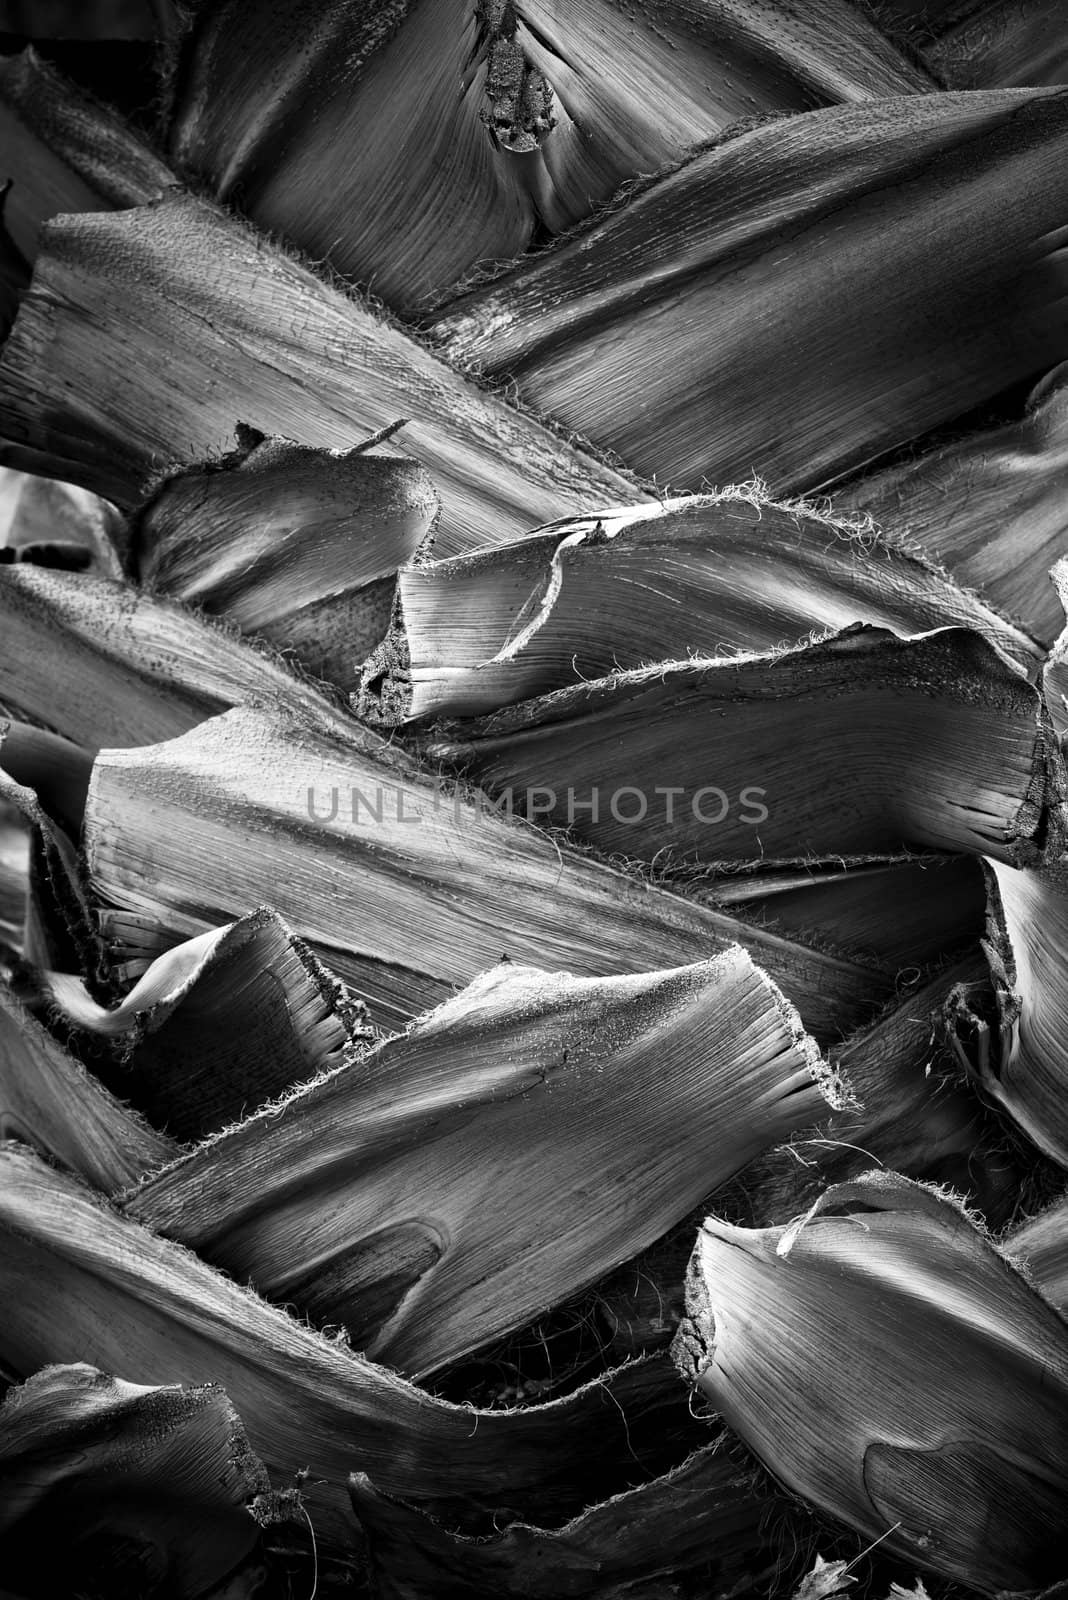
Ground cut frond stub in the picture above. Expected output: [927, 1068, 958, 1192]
[46, 907, 375, 1144]
[947, 855, 1068, 1169]
[0, 1362, 268, 1600]
[427, 624, 1063, 869]
[126, 949, 842, 1376]
[133, 436, 439, 691]
[673, 1171, 1068, 1594]
[359, 492, 1039, 725]
[0, 193, 645, 547]
[84, 702, 885, 1036]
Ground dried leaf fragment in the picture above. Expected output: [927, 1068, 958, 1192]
[792, 1555, 856, 1600]
[0, 564, 337, 751]
[133, 436, 439, 688]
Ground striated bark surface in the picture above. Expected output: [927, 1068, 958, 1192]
[0, 193, 646, 545]
[84, 701, 888, 1036]
[359, 492, 1040, 725]
[171, 0, 928, 312]
[675, 1173, 1068, 1595]
[126, 950, 840, 1376]
[426, 625, 1063, 869]
[431, 90, 1068, 495]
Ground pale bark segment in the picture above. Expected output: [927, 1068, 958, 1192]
[426, 625, 1062, 869]
[359, 491, 1040, 724]
[126, 950, 841, 1376]
[0, 193, 646, 548]
[83, 701, 887, 1037]
[431, 90, 1068, 496]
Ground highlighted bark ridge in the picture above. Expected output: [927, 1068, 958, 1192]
[0, 195, 642, 546]
[132, 434, 439, 691]
[432, 89, 1068, 495]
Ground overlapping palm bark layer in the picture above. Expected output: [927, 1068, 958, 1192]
[3, 6, 1068, 1597]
